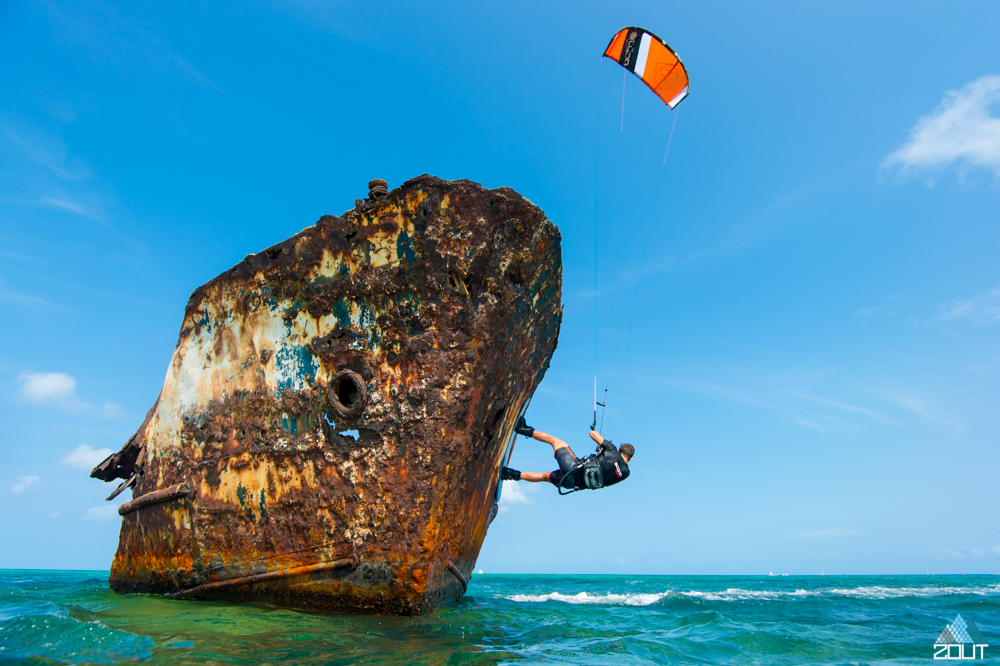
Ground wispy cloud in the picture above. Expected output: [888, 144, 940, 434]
[665, 379, 826, 429]
[37, 194, 107, 222]
[939, 287, 1000, 326]
[17, 371, 122, 419]
[0, 283, 55, 308]
[0, 119, 111, 224]
[84, 505, 119, 522]
[61, 444, 114, 471]
[873, 388, 960, 430]
[41, 0, 219, 90]
[11, 476, 41, 494]
[930, 547, 986, 559]
[657, 375, 896, 431]
[884, 74, 1000, 178]
[668, 169, 851, 270]
[0, 192, 108, 222]
[0, 121, 92, 180]
[789, 527, 865, 539]
[648, 368, 961, 433]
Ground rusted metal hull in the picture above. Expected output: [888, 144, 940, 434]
[93, 175, 562, 614]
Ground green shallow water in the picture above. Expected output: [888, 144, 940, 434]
[0, 571, 997, 665]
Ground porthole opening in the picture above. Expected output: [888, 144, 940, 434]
[327, 370, 368, 419]
[336, 377, 361, 408]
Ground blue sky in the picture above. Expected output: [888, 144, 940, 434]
[1, 0, 998, 574]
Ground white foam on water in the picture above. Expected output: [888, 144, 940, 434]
[682, 588, 805, 601]
[682, 584, 1000, 602]
[826, 585, 1000, 599]
[504, 583, 1000, 606]
[506, 591, 671, 606]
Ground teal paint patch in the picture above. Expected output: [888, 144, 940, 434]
[258, 489, 267, 518]
[236, 484, 247, 508]
[332, 297, 351, 328]
[273, 343, 319, 395]
[356, 298, 380, 347]
[280, 297, 306, 332]
[360, 239, 375, 265]
[396, 231, 415, 265]
[280, 411, 299, 436]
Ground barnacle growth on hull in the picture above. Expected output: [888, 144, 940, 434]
[91, 175, 563, 615]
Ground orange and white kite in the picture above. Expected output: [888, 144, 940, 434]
[604, 27, 689, 109]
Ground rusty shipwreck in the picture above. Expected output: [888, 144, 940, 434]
[91, 175, 562, 614]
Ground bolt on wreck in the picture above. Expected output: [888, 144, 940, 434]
[91, 175, 562, 614]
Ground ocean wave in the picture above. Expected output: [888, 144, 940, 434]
[504, 584, 1000, 606]
[506, 591, 671, 606]
[824, 585, 1000, 599]
[682, 584, 1000, 601]
[0, 613, 153, 664]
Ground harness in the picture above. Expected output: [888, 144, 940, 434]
[557, 456, 605, 495]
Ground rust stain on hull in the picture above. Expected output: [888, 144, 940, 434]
[92, 175, 563, 615]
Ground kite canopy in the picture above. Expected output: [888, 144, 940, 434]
[604, 27, 689, 109]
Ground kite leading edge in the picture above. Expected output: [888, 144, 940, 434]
[603, 26, 689, 109]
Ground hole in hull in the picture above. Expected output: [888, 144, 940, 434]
[327, 370, 368, 419]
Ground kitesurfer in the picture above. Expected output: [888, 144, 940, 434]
[501, 417, 633, 493]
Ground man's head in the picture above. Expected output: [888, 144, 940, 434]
[619, 443, 634, 462]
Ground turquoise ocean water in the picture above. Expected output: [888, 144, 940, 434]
[0, 571, 996, 665]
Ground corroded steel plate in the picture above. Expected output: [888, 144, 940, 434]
[93, 175, 562, 614]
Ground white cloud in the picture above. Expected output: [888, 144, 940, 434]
[497, 480, 537, 512]
[940, 287, 1000, 325]
[84, 505, 119, 522]
[11, 475, 41, 494]
[19, 371, 76, 402]
[17, 371, 121, 419]
[789, 527, 865, 539]
[884, 74, 1000, 177]
[992, 545, 1000, 556]
[60, 444, 114, 471]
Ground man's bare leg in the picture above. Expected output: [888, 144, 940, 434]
[503, 422, 574, 483]
[530, 429, 574, 457]
[504, 429, 573, 483]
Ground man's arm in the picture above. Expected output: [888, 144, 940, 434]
[589, 430, 617, 453]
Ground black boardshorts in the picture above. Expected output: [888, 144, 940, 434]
[548, 447, 583, 489]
